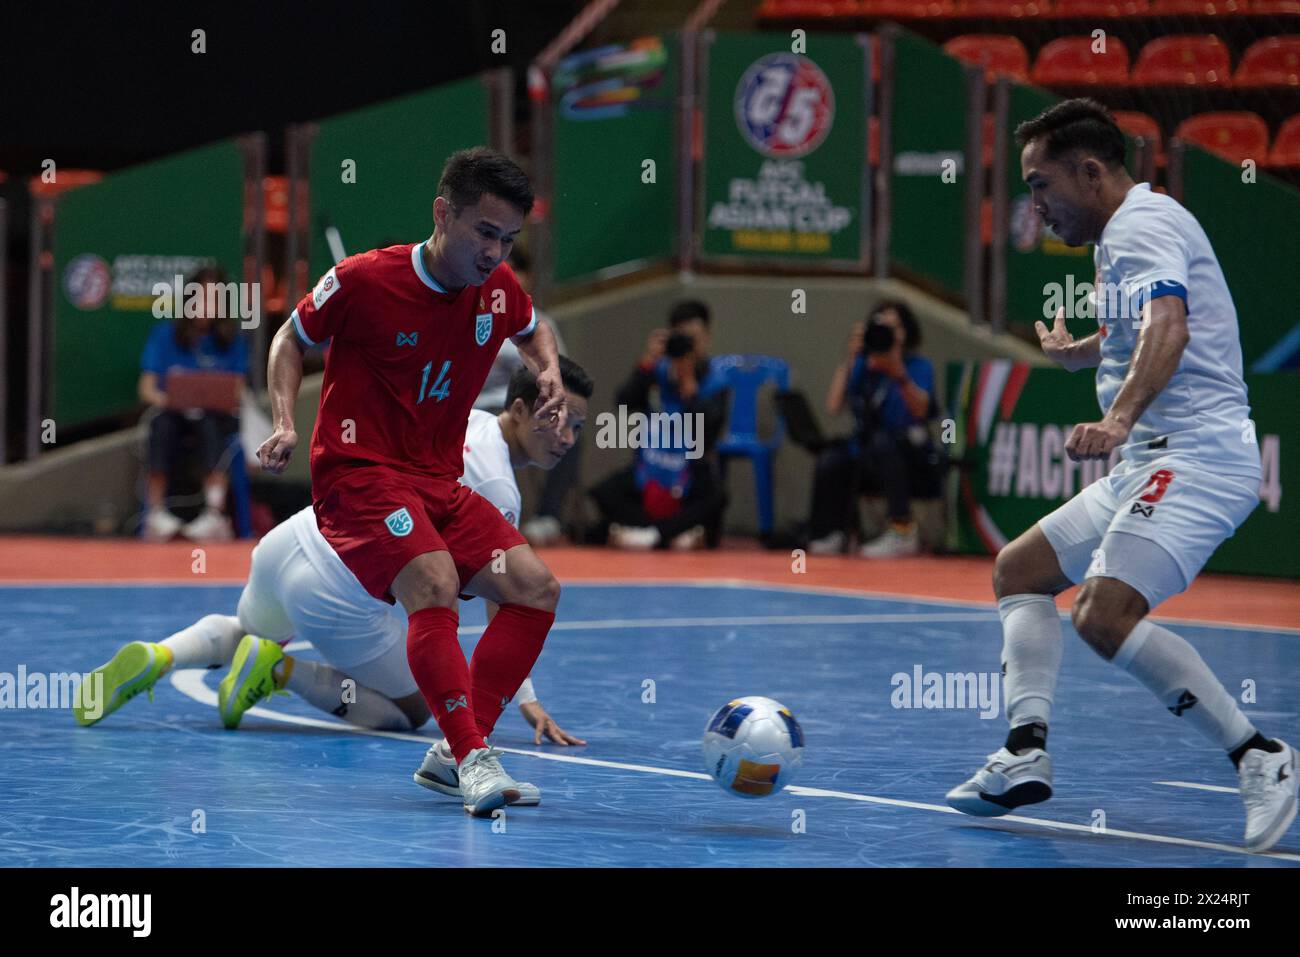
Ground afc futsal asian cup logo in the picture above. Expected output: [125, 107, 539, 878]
[63, 254, 112, 310]
[734, 53, 835, 159]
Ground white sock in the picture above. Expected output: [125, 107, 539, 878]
[204, 484, 225, 511]
[161, 614, 243, 669]
[1112, 619, 1255, 751]
[277, 657, 412, 731]
[998, 594, 1064, 729]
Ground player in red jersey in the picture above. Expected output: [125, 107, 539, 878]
[257, 148, 565, 816]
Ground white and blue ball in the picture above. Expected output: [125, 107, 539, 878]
[702, 696, 804, 798]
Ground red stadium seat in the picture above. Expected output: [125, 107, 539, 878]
[1266, 115, 1300, 167]
[263, 176, 289, 235]
[1113, 109, 1166, 167]
[853, 0, 958, 16]
[1148, 0, 1245, 12]
[1174, 112, 1270, 164]
[1132, 36, 1233, 87]
[1249, 0, 1300, 12]
[756, 1, 836, 17]
[943, 35, 1031, 82]
[1234, 37, 1300, 88]
[1031, 36, 1131, 86]
[955, 0, 1047, 16]
[1052, 0, 1149, 14]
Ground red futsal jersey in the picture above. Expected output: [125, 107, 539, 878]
[291, 243, 536, 499]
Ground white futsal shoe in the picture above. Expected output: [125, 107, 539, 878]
[1239, 739, 1298, 853]
[415, 740, 540, 807]
[946, 747, 1053, 817]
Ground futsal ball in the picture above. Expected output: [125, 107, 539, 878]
[702, 696, 804, 798]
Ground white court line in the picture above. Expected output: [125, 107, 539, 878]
[1155, 781, 1240, 795]
[6, 576, 1297, 635]
[168, 669, 1300, 862]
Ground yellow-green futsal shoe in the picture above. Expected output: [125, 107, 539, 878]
[73, 641, 170, 727]
[217, 635, 285, 729]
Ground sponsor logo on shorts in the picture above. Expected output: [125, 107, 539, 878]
[1168, 690, 1198, 716]
[396, 331, 418, 347]
[445, 694, 468, 712]
[475, 312, 493, 346]
[1129, 501, 1155, 518]
[384, 507, 414, 537]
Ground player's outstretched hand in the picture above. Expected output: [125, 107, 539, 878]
[258, 427, 298, 474]
[520, 700, 587, 746]
[531, 366, 566, 431]
[1065, 417, 1128, 461]
[1035, 307, 1076, 367]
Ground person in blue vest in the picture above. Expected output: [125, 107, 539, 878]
[807, 299, 943, 557]
[589, 300, 730, 550]
[138, 265, 249, 541]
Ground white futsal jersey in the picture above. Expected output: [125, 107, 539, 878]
[1092, 183, 1260, 479]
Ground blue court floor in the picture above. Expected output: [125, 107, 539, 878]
[1, 581, 1297, 867]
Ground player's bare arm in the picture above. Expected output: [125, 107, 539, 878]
[513, 320, 565, 427]
[258, 319, 307, 473]
[1035, 307, 1101, 373]
[1065, 295, 1189, 461]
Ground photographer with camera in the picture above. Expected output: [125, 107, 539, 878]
[588, 300, 729, 550]
[806, 300, 942, 558]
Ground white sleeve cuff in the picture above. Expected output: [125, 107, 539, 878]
[290, 309, 317, 347]
[515, 677, 537, 705]
[511, 306, 538, 340]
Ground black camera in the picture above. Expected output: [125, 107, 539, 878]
[862, 319, 896, 355]
[666, 332, 694, 358]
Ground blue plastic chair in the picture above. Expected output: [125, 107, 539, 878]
[711, 354, 790, 536]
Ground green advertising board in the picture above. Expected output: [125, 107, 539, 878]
[887, 30, 971, 295]
[550, 35, 678, 284]
[51, 139, 247, 426]
[947, 361, 1296, 579]
[1181, 145, 1300, 371]
[700, 31, 867, 264]
[307, 78, 489, 283]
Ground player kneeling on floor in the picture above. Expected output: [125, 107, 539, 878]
[76, 359, 594, 808]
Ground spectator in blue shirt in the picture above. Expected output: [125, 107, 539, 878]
[806, 300, 944, 557]
[138, 266, 249, 541]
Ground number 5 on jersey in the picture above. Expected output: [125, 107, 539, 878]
[418, 360, 452, 404]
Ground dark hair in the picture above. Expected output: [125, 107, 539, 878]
[669, 299, 710, 328]
[1014, 98, 1126, 169]
[871, 299, 921, 352]
[437, 147, 534, 217]
[174, 264, 237, 353]
[505, 355, 595, 411]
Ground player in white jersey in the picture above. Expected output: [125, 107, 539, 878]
[75, 359, 592, 769]
[946, 99, 1296, 852]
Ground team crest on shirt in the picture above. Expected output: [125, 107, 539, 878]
[384, 507, 414, 537]
[475, 312, 493, 346]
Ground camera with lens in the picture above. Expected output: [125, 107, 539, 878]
[666, 332, 695, 359]
[862, 318, 896, 355]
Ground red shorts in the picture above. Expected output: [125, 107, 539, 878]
[313, 465, 527, 604]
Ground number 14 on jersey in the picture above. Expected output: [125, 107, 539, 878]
[417, 360, 452, 404]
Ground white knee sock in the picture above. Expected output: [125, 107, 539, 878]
[998, 594, 1064, 729]
[1112, 619, 1255, 751]
[161, 614, 243, 669]
[277, 657, 412, 731]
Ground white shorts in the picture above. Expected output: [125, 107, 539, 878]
[236, 522, 418, 699]
[1038, 458, 1259, 611]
